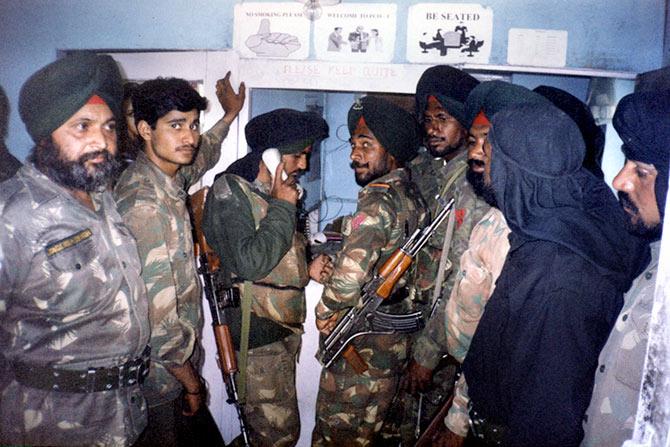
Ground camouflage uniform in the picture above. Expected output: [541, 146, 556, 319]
[203, 173, 309, 447]
[312, 168, 428, 447]
[392, 150, 489, 443]
[581, 240, 660, 447]
[114, 124, 228, 407]
[0, 164, 150, 446]
[443, 207, 510, 436]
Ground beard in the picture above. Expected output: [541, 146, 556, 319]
[351, 160, 389, 187]
[618, 191, 662, 240]
[29, 139, 120, 192]
[466, 159, 498, 208]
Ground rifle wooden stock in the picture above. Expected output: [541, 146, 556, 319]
[214, 324, 237, 374]
[375, 250, 413, 299]
[415, 394, 455, 447]
[342, 345, 368, 373]
[190, 187, 220, 272]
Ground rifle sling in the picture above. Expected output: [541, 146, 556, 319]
[238, 280, 252, 403]
[431, 163, 467, 307]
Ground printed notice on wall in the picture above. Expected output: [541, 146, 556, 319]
[314, 4, 397, 63]
[507, 28, 567, 67]
[406, 3, 492, 64]
[233, 3, 310, 60]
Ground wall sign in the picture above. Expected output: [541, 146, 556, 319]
[234, 3, 310, 60]
[507, 28, 568, 68]
[314, 3, 397, 63]
[406, 3, 492, 64]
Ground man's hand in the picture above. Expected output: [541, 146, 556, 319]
[270, 162, 299, 205]
[182, 388, 205, 417]
[309, 254, 333, 284]
[216, 72, 246, 125]
[431, 424, 466, 447]
[405, 359, 434, 395]
[316, 312, 339, 335]
[168, 361, 205, 416]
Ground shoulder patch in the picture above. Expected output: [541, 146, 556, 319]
[45, 228, 93, 257]
[213, 176, 233, 200]
[367, 182, 390, 190]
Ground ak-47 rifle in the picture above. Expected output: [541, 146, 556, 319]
[414, 393, 455, 447]
[190, 188, 251, 447]
[316, 198, 455, 372]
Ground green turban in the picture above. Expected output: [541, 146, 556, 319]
[347, 96, 420, 163]
[19, 53, 123, 142]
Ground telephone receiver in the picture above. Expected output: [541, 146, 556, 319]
[262, 148, 303, 199]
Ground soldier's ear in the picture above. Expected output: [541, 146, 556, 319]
[137, 120, 152, 143]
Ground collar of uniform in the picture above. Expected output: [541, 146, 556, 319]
[443, 148, 468, 177]
[648, 240, 661, 272]
[134, 151, 187, 201]
[365, 167, 409, 190]
[21, 163, 106, 212]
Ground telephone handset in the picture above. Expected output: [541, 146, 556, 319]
[262, 148, 303, 199]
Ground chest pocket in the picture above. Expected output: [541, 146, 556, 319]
[45, 228, 96, 273]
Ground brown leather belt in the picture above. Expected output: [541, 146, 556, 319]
[12, 345, 151, 393]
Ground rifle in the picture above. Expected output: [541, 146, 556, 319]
[190, 188, 251, 447]
[316, 198, 455, 372]
[414, 394, 455, 447]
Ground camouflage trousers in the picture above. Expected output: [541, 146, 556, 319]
[312, 332, 409, 447]
[241, 333, 301, 447]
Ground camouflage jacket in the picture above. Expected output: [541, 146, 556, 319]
[0, 164, 150, 446]
[317, 168, 428, 319]
[581, 241, 660, 447]
[203, 174, 309, 332]
[114, 123, 227, 406]
[442, 208, 510, 436]
[412, 150, 491, 369]
[408, 148, 448, 216]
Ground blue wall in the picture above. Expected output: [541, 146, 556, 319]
[0, 0, 665, 161]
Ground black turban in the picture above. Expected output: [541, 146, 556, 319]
[19, 53, 123, 142]
[245, 108, 329, 155]
[464, 81, 552, 129]
[534, 85, 605, 179]
[347, 96, 420, 164]
[489, 103, 647, 287]
[415, 65, 479, 126]
[613, 89, 670, 220]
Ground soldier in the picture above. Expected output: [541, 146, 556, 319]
[203, 108, 330, 446]
[0, 53, 150, 446]
[582, 90, 670, 447]
[401, 65, 489, 443]
[312, 96, 428, 446]
[114, 75, 245, 446]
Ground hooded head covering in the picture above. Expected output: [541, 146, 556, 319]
[228, 108, 329, 182]
[348, 96, 420, 164]
[19, 53, 123, 142]
[613, 89, 670, 221]
[534, 85, 605, 179]
[489, 103, 648, 287]
[464, 81, 552, 129]
[415, 65, 479, 126]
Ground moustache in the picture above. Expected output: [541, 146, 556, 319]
[618, 191, 639, 213]
[467, 159, 485, 169]
[79, 150, 113, 163]
[350, 161, 368, 169]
